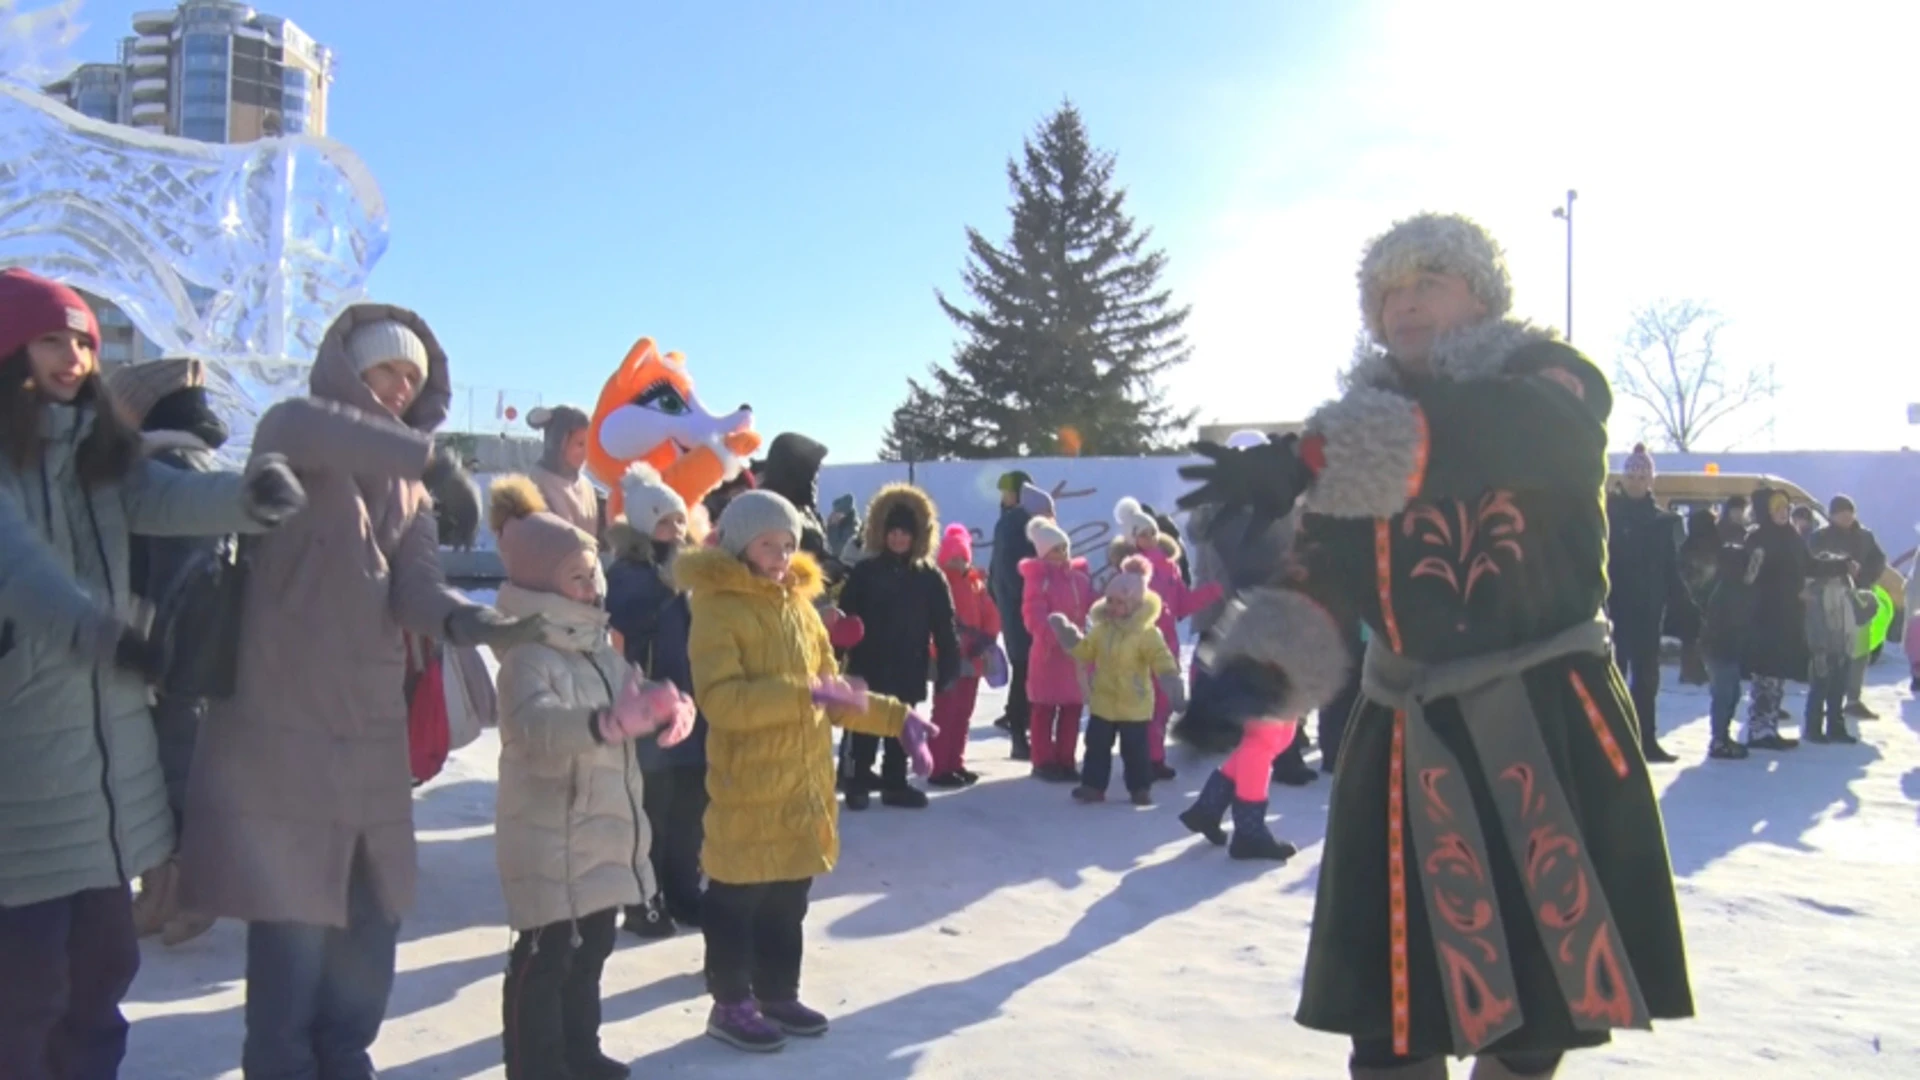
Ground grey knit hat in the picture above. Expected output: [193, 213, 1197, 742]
[1358, 213, 1512, 347]
[344, 319, 431, 382]
[715, 489, 807, 558]
[106, 356, 206, 424]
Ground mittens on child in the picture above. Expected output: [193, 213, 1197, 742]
[1158, 672, 1189, 714]
[655, 692, 699, 748]
[1047, 612, 1085, 648]
[597, 673, 686, 743]
[827, 611, 866, 650]
[810, 675, 869, 713]
[901, 710, 939, 778]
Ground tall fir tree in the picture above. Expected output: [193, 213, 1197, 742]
[882, 102, 1194, 460]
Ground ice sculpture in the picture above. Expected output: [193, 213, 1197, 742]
[0, 64, 388, 458]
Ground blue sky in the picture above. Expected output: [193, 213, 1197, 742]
[36, 0, 1920, 460]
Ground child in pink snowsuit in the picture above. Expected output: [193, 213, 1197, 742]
[1021, 515, 1093, 782]
[1111, 497, 1222, 778]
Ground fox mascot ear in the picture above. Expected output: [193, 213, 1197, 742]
[586, 337, 762, 518]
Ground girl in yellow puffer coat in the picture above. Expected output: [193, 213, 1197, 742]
[489, 478, 696, 1080]
[676, 490, 937, 1054]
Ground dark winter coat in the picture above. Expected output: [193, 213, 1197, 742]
[1209, 319, 1692, 1057]
[128, 431, 227, 830]
[1698, 543, 1761, 662]
[1678, 508, 1722, 604]
[1809, 521, 1885, 594]
[1744, 508, 1812, 680]
[989, 502, 1034, 627]
[1605, 491, 1695, 642]
[837, 485, 960, 706]
[606, 525, 706, 769]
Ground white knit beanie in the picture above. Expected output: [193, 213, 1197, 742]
[345, 319, 431, 383]
[716, 490, 807, 559]
[1026, 514, 1071, 557]
[1114, 496, 1158, 540]
[621, 462, 687, 535]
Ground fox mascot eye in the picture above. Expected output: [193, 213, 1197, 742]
[586, 337, 760, 519]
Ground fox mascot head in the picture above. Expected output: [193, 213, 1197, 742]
[587, 337, 760, 519]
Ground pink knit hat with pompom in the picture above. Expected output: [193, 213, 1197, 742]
[938, 523, 973, 565]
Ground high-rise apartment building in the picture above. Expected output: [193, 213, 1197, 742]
[37, 3, 335, 365]
[42, 2, 333, 142]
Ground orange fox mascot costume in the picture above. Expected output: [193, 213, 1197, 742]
[587, 337, 760, 523]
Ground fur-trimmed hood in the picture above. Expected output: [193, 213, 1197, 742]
[1088, 590, 1163, 634]
[1019, 554, 1090, 582]
[673, 545, 825, 604]
[1338, 317, 1560, 393]
[860, 483, 938, 562]
[1107, 532, 1181, 569]
[604, 520, 689, 569]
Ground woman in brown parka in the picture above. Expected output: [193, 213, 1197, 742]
[178, 303, 548, 1080]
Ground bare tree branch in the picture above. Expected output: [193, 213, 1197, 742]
[1612, 299, 1767, 452]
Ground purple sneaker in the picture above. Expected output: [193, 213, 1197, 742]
[758, 998, 830, 1037]
[706, 1000, 787, 1052]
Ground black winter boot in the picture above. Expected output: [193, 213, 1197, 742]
[1228, 799, 1296, 862]
[1178, 770, 1234, 846]
[621, 897, 675, 940]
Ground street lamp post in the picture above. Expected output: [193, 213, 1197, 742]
[1550, 189, 1577, 341]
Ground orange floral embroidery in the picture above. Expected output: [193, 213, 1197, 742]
[1402, 491, 1527, 605]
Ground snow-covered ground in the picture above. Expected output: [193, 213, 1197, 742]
[124, 663, 1920, 1078]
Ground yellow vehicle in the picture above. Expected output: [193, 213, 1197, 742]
[1608, 470, 1909, 645]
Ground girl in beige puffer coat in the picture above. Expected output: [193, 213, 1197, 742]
[488, 477, 695, 1080]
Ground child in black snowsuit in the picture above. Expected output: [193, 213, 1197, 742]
[1699, 542, 1763, 760]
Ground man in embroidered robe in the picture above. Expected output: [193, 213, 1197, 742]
[1177, 213, 1694, 1080]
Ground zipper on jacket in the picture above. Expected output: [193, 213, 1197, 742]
[79, 481, 128, 883]
[586, 655, 650, 903]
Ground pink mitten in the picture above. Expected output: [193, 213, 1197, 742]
[901, 710, 939, 778]
[811, 675, 869, 713]
[828, 613, 866, 650]
[597, 674, 681, 742]
[656, 692, 698, 748]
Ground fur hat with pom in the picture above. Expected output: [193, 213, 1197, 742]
[1026, 514, 1071, 557]
[489, 476, 599, 594]
[620, 462, 688, 536]
[938, 523, 974, 565]
[1624, 443, 1655, 480]
[1107, 553, 1152, 603]
[1114, 496, 1159, 540]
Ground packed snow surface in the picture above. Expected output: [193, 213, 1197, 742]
[126, 663, 1920, 1078]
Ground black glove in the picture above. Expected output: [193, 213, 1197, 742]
[1171, 657, 1292, 754]
[241, 453, 307, 525]
[1176, 434, 1314, 541]
[422, 448, 481, 549]
[444, 605, 548, 650]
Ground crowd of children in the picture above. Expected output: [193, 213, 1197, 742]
[461, 444, 1310, 1071]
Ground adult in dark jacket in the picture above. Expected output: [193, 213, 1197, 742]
[1697, 542, 1762, 759]
[607, 463, 708, 938]
[824, 493, 859, 561]
[1604, 445, 1695, 763]
[1744, 486, 1810, 750]
[752, 432, 839, 582]
[1810, 493, 1886, 718]
[837, 484, 960, 809]
[988, 471, 1038, 757]
[112, 357, 231, 946]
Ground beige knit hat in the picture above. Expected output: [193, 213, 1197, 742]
[489, 476, 599, 594]
[106, 357, 206, 425]
[345, 319, 431, 382]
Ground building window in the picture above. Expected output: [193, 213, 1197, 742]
[283, 114, 305, 134]
[181, 115, 226, 141]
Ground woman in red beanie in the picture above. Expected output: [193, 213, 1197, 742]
[0, 268, 307, 1078]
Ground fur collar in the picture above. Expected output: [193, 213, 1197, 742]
[1089, 590, 1163, 633]
[494, 583, 610, 652]
[674, 546, 825, 603]
[1339, 317, 1559, 392]
[860, 483, 938, 562]
[606, 521, 685, 570]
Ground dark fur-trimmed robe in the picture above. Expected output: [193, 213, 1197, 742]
[1213, 318, 1694, 1058]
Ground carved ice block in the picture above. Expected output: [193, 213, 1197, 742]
[0, 79, 389, 459]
